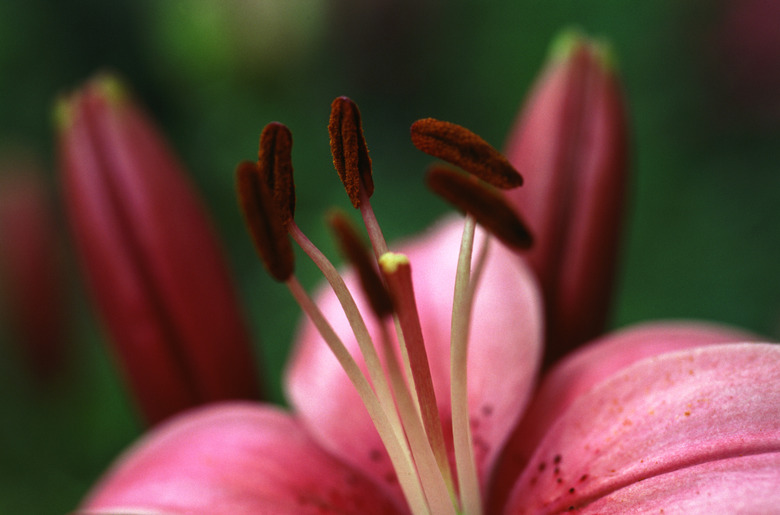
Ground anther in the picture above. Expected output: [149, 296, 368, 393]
[328, 97, 374, 208]
[426, 165, 533, 250]
[236, 160, 294, 281]
[328, 210, 393, 318]
[411, 118, 523, 189]
[258, 122, 296, 226]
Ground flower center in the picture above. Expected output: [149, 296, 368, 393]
[236, 97, 531, 515]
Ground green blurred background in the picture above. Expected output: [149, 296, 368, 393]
[0, 0, 778, 512]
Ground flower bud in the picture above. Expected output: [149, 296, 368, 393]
[504, 32, 629, 367]
[57, 75, 260, 424]
[0, 156, 66, 384]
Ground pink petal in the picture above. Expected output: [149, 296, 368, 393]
[81, 402, 402, 515]
[489, 322, 760, 510]
[286, 216, 543, 500]
[503, 343, 780, 513]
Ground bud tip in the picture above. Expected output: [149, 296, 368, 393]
[52, 95, 74, 132]
[91, 73, 128, 105]
[548, 28, 617, 71]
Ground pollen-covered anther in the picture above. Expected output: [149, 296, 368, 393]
[236, 160, 294, 282]
[328, 210, 393, 318]
[411, 118, 523, 190]
[258, 122, 296, 226]
[426, 165, 533, 250]
[328, 97, 374, 208]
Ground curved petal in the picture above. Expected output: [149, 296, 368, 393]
[489, 322, 760, 511]
[503, 343, 780, 514]
[580, 453, 780, 514]
[80, 402, 402, 515]
[286, 216, 543, 500]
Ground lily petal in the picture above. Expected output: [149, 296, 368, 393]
[80, 402, 402, 515]
[490, 322, 761, 511]
[504, 343, 780, 513]
[286, 216, 543, 500]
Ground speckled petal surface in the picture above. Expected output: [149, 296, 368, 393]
[489, 322, 760, 511]
[503, 343, 780, 514]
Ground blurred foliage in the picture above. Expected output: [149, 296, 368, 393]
[0, 0, 778, 512]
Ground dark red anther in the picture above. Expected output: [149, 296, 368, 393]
[236, 160, 294, 282]
[411, 118, 523, 190]
[257, 122, 295, 226]
[328, 97, 374, 208]
[426, 165, 533, 250]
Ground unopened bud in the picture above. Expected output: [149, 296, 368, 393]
[57, 74, 260, 424]
[504, 31, 629, 366]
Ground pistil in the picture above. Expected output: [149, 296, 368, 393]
[380, 252, 456, 500]
[330, 212, 456, 512]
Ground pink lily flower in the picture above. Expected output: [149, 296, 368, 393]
[76, 86, 780, 513]
[57, 75, 260, 425]
[77, 211, 780, 513]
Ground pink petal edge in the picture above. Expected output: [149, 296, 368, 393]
[80, 402, 402, 515]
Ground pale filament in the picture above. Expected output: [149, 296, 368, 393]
[286, 200, 489, 514]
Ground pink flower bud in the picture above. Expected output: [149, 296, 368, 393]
[504, 32, 629, 367]
[57, 75, 260, 424]
[0, 156, 66, 383]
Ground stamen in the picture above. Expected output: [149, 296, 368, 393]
[257, 122, 295, 225]
[284, 275, 430, 514]
[410, 118, 523, 190]
[328, 210, 393, 318]
[326, 97, 388, 258]
[426, 165, 533, 251]
[450, 215, 483, 515]
[329, 97, 374, 208]
[288, 221, 409, 454]
[241, 98, 538, 515]
[469, 229, 491, 301]
[358, 192, 390, 259]
[379, 253, 455, 499]
[235, 160, 294, 281]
